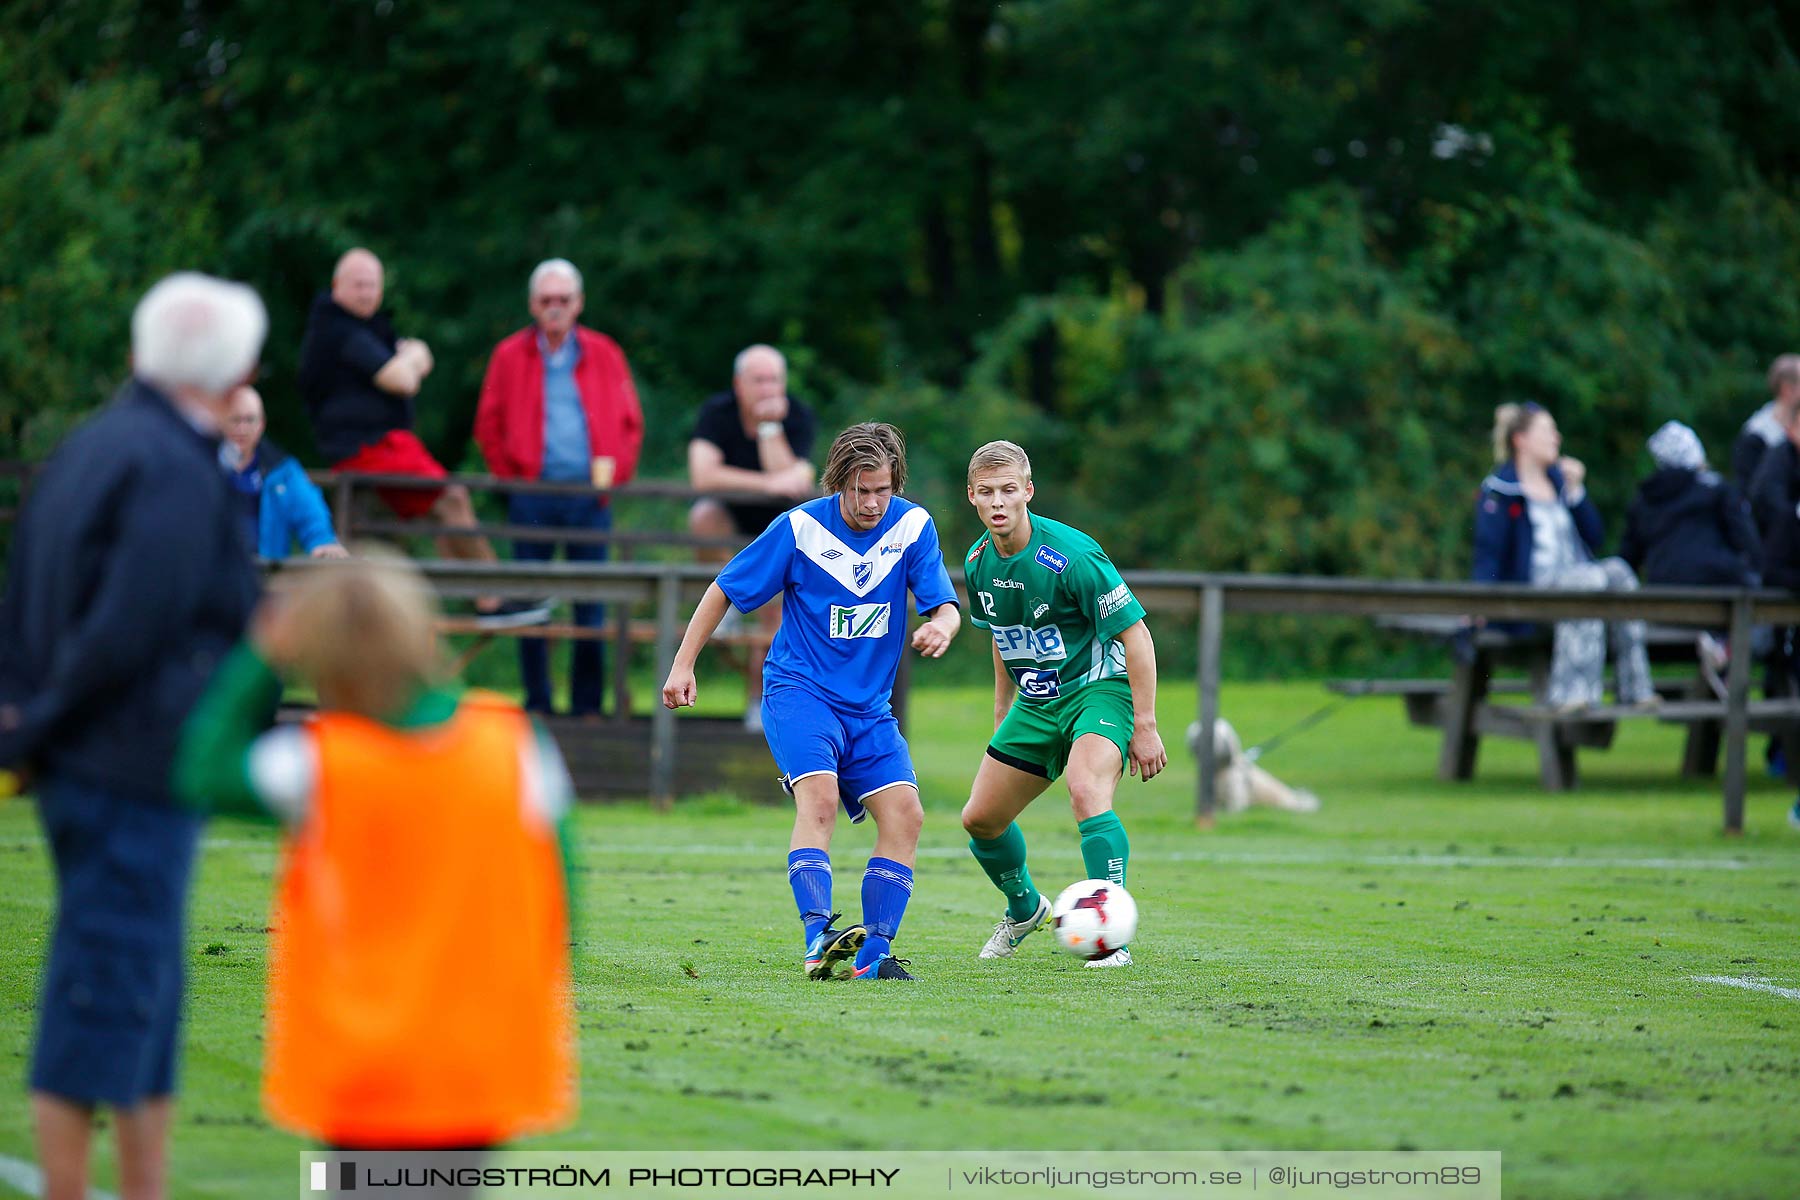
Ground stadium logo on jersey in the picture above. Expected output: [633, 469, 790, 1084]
[1011, 667, 1061, 699]
[1097, 583, 1134, 619]
[853, 559, 874, 588]
[830, 602, 891, 640]
[819, 548, 844, 560]
[990, 623, 1067, 662]
[1035, 545, 1068, 574]
[991, 577, 1024, 589]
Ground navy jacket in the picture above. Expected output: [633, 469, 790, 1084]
[0, 380, 260, 801]
[1751, 442, 1800, 589]
[296, 292, 407, 463]
[1618, 467, 1760, 587]
[1471, 462, 1603, 585]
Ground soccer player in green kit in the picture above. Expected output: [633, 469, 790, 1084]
[960, 440, 1167, 967]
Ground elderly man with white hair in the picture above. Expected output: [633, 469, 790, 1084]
[474, 258, 645, 716]
[0, 273, 267, 1200]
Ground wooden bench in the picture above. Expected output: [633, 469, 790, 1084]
[1345, 616, 1731, 790]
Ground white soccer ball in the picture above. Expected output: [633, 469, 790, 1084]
[1050, 879, 1138, 960]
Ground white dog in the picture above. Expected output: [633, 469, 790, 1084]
[1185, 717, 1321, 814]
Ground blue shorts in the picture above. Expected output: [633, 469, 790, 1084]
[31, 777, 201, 1106]
[761, 685, 917, 823]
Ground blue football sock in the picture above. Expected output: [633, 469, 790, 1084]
[788, 848, 834, 946]
[853, 857, 913, 971]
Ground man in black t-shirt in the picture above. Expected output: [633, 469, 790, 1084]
[686, 344, 817, 541]
[685, 344, 818, 728]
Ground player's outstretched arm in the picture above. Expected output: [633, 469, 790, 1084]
[661, 583, 735, 709]
[910, 602, 961, 659]
[1118, 620, 1167, 781]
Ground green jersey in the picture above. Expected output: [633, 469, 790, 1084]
[963, 513, 1147, 704]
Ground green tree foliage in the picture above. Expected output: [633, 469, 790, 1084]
[3, 0, 1798, 604]
[0, 74, 217, 456]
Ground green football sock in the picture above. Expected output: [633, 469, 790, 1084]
[1077, 810, 1130, 887]
[969, 822, 1041, 922]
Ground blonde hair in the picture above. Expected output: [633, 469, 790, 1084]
[1769, 354, 1800, 397]
[277, 551, 441, 719]
[967, 440, 1032, 485]
[1490, 403, 1547, 464]
[821, 422, 907, 495]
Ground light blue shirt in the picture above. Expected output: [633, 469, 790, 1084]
[539, 332, 590, 481]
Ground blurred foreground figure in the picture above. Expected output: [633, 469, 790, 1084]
[0, 272, 266, 1200]
[174, 555, 576, 1180]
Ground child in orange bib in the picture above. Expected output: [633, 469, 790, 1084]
[176, 555, 576, 1152]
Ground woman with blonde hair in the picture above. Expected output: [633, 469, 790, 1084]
[1472, 403, 1655, 712]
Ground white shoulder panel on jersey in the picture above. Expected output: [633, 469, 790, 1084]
[789, 505, 932, 598]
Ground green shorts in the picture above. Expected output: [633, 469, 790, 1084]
[987, 679, 1133, 782]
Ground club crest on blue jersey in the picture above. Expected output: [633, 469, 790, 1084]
[1035, 544, 1068, 574]
[853, 559, 874, 588]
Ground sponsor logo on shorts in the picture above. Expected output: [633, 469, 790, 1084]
[991, 623, 1067, 662]
[1097, 583, 1133, 619]
[830, 602, 891, 640]
[1011, 667, 1062, 699]
[1035, 545, 1069, 574]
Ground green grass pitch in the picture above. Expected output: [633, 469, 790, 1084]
[0, 681, 1795, 1198]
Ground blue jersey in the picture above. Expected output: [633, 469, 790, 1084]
[716, 494, 958, 717]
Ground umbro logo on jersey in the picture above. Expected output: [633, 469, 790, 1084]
[1035, 545, 1068, 574]
[819, 548, 844, 560]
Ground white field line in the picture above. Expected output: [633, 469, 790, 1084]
[1693, 975, 1800, 1000]
[0, 1154, 116, 1200]
[565, 845, 1764, 871]
[1, 838, 1767, 872]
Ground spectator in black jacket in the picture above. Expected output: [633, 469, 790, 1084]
[1731, 353, 1800, 495]
[1750, 401, 1800, 829]
[1620, 421, 1761, 587]
[0, 273, 265, 1200]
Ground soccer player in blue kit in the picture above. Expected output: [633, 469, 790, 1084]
[662, 423, 961, 981]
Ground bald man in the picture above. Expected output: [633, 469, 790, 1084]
[297, 248, 547, 626]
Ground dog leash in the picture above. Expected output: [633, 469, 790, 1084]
[1241, 694, 1356, 763]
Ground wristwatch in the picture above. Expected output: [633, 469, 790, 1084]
[756, 420, 785, 440]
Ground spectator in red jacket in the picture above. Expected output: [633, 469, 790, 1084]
[475, 259, 645, 716]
